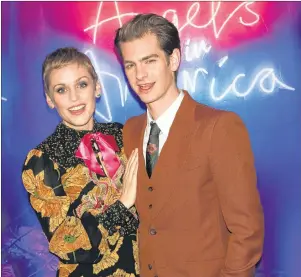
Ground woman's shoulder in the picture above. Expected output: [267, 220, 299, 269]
[23, 126, 62, 169]
[23, 148, 44, 167]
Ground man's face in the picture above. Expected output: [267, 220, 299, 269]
[120, 33, 180, 106]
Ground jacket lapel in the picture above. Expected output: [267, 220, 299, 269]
[149, 91, 197, 219]
[133, 114, 151, 216]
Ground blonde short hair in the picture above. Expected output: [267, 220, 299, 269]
[42, 47, 98, 94]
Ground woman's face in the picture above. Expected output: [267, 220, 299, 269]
[46, 63, 100, 131]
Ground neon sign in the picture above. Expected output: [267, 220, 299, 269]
[184, 39, 212, 62]
[84, 1, 261, 44]
[182, 39, 295, 101]
[86, 44, 295, 122]
[164, 1, 260, 36]
[82, 2, 295, 121]
[182, 65, 295, 101]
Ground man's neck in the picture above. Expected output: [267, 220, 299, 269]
[147, 87, 180, 120]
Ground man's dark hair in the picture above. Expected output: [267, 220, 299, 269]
[114, 13, 181, 60]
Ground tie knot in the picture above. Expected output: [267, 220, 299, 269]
[150, 122, 160, 136]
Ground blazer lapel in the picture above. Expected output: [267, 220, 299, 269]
[133, 114, 151, 215]
[150, 91, 197, 219]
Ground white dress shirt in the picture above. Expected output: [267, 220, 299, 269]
[143, 90, 185, 163]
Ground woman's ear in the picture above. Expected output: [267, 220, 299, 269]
[45, 93, 55, 109]
[95, 82, 102, 98]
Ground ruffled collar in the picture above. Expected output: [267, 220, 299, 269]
[56, 119, 99, 138]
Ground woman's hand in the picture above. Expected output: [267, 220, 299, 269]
[119, 148, 138, 208]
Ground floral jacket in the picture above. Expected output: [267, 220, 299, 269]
[22, 121, 140, 277]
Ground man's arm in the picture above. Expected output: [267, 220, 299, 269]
[122, 117, 135, 158]
[210, 112, 264, 277]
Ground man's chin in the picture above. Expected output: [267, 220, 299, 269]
[138, 94, 157, 105]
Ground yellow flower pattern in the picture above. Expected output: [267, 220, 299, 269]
[133, 239, 140, 275]
[22, 122, 139, 276]
[24, 149, 43, 166]
[108, 269, 136, 277]
[49, 216, 92, 260]
[93, 235, 124, 274]
[58, 263, 78, 277]
[23, 169, 70, 233]
[62, 164, 90, 202]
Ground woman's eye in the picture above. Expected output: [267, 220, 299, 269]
[78, 82, 88, 88]
[56, 87, 66, 94]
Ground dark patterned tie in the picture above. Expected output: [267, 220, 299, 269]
[146, 122, 161, 178]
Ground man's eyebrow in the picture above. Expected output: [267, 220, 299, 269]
[140, 54, 159, 62]
[124, 54, 159, 64]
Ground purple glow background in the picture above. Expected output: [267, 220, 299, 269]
[2, 2, 301, 276]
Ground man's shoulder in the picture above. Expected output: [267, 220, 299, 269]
[124, 112, 146, 129]
[194, 101, 224, 120]
[193, 101, 243, 128]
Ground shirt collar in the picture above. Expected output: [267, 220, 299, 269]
[147, 90, 185, 135]
[58, 118, 98, 138]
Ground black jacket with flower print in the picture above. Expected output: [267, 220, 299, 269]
[22, 121, 140, 277]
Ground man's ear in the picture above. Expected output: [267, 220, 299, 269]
[169, 48, 181, 72]
[45, 93, 55, 109]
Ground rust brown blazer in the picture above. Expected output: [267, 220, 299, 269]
[123, 91, 264, 277]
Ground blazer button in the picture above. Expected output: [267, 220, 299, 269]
[149, 204, 153, 209]
[148, 186, 153, 192]
[150, 228, 157, 235]
[148, 264, 152, 270]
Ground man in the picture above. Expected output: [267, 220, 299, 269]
[115, 13, 264, 277]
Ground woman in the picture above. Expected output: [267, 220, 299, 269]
[22, 47, 139, 277]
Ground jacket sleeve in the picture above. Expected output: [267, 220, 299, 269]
[210, 112, 264, 277]
[22, 149, 138, 263]
[122, 118, 135, 158]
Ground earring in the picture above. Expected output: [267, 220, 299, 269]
[96, 93, 101, 98]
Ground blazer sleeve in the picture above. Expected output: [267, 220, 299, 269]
[22, 149, 138, 263]
[122, 118, 135, 158]
[210, 112, 264, 277]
